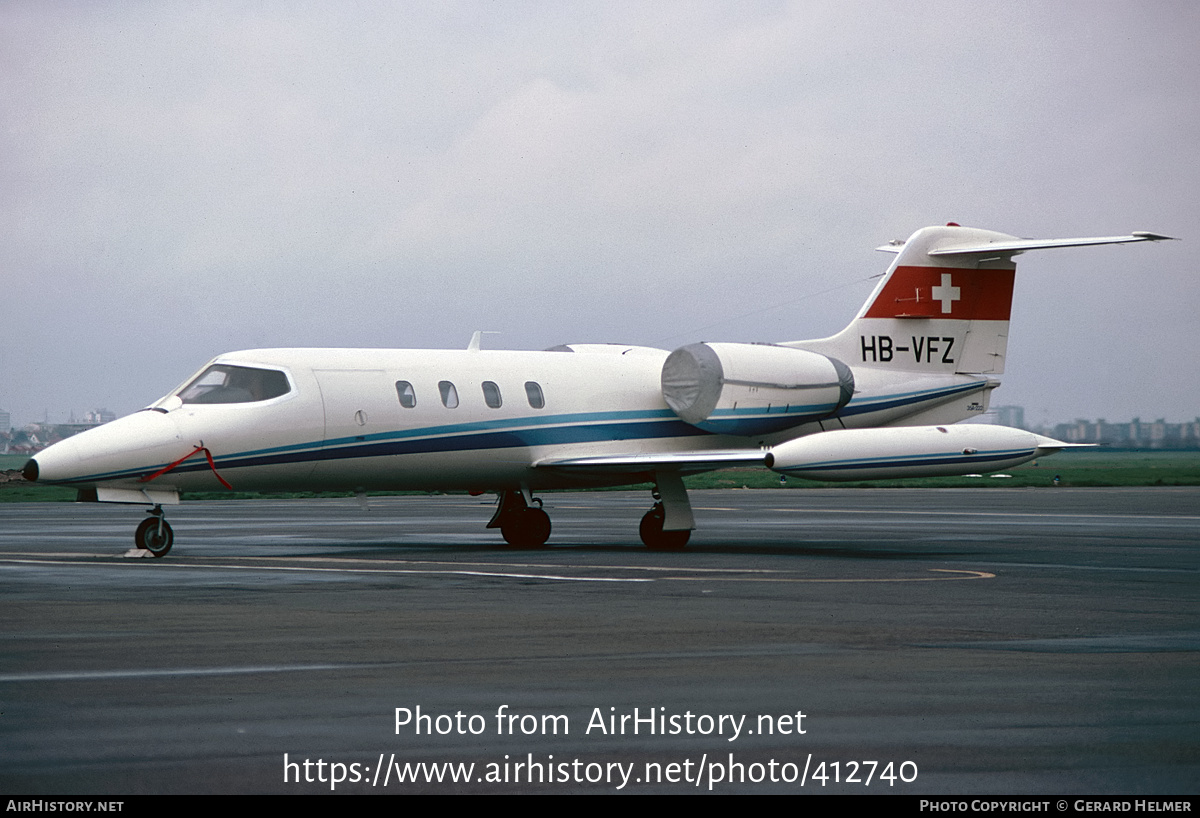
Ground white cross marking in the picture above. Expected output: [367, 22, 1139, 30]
[930, 273, 961, 314]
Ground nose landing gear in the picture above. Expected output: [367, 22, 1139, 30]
[134, 505, 174, 557]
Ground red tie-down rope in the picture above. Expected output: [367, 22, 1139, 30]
[139, 445, 233, 490]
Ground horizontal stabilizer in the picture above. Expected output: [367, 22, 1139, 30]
[876, 231, 1176, 256]
[929, 231, 1176, 257]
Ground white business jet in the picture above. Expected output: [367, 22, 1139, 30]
[25, 224, 1172, 556]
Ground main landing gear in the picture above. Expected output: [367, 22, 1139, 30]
[489, 471, 696, 550]
[639, 502, 691, 550]
[639, 471, 694, 550]
[638, 471, 695, 550]
[488, 489, 552, 548]
[133, 505, 174, 557]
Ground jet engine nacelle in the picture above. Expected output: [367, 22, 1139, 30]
[765, 424, 1072, 480]
[661, 342, 854, 436]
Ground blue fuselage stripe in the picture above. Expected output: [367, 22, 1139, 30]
[53, 415, 708, 484]
[44, 380, 987, 486]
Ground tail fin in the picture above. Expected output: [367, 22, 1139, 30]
[793, 224, 1173, 375]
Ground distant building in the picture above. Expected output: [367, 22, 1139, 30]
[978, 405, 1198, 449]
[1049, 417, 1200, 449]
[8, 410, 118, 454]
[992, 405, 1026, 430]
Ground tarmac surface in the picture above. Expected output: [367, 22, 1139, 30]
[1, 488, 1197, 794]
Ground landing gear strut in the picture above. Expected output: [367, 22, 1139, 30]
[488, 489, 551, 548]
[640, 471, 694, 550]
[134, 505, 174, 557]
[639, 503, 691, 550]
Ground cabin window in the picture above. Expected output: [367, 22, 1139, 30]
[179, 365, 291, 404]
[524, 381, 545, 409]
[439, 380, 459, 409]
[482, 381, 502, 409]
[395, 381, 416, 408]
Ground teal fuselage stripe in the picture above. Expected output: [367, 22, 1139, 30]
[44, 380, 986, 485]
[48, 413, 705, 485]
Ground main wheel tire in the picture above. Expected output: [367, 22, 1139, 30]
[134, 517, 174, 558]
[639, 504, 690, 550]
[500, 507, 551, 548]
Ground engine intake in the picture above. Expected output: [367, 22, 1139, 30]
[661, 342, 853, 436]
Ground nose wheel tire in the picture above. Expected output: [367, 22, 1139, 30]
[135, 517, 174, 557]
[639, 504, 690, 550]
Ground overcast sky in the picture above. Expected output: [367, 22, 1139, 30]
[3, 1, 1197, 429]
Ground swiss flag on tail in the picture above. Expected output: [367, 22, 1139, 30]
[863, 266, 1015, 321]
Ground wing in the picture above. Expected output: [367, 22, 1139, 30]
[535, 449, 768, 474]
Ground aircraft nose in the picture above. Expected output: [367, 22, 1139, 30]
[24, 436, 84, 485]
[30, 410, 184, 486]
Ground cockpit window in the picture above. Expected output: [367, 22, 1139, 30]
[179, 365, 291, 404]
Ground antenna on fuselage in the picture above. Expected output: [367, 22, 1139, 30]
[467, 331, 500, 351]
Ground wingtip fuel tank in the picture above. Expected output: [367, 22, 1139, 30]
[764, 424, 1071, 481]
